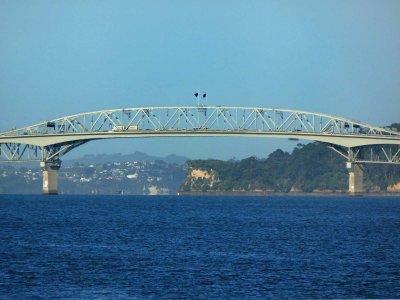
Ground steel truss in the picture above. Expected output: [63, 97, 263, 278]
[328, 144, 400, 164]
[1, 106, 398, 137]
[0, 141, 87, 163]
[0, 106, 399, 163]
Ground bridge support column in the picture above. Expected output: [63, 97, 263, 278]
[40, 161, 61, 195]
[346, 162, 364, 195]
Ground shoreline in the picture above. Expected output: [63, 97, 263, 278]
[177, 191, 400, 197]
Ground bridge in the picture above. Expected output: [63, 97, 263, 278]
[0, 106, 399, 194]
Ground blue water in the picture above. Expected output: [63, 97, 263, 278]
[0, 195, 399, 299]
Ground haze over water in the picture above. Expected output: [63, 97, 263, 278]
[0, 195, 399, 298]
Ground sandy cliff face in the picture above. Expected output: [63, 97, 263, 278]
[387, 182, 400, 192]
[191, 169, 212, 180]
[181, 168, 218, 191]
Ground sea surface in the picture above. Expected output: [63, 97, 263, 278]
[0, 195, 399, 299]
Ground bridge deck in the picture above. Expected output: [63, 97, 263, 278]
[0, 106, 399, 163]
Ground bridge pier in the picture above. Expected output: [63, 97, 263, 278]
[40, 161, 61, 195]
[346, 162, 364, 195]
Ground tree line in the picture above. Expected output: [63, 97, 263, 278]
[181, 140, 400, 193]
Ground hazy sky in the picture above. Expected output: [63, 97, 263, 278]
[1, 0, 399, 159]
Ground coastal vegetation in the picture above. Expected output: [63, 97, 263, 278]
[181, 141, 400, 194]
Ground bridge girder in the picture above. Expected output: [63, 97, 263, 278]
[0, 141, 87, 163]
[0, 130, 399, 148]
[328, 144, 400, 164]
[0, 106, 399, 163]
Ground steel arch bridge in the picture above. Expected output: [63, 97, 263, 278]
[1, 106, 399, 194]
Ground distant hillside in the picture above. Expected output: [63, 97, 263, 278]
[0, 159, 186, 195]
[388, 123, 400, 131]
[181, 142, 400, 194]
[63, 151, 189, 166]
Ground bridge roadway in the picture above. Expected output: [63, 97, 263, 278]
[0, 106, 399, 194]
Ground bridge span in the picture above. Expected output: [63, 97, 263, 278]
[0, 106, 399, 194]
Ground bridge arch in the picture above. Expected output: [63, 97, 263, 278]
[1, 106, 399, 194]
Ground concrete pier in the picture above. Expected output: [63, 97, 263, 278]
[347, 162, 364, 195]
[40, 161, 61, 195]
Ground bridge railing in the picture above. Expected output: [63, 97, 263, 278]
[1, 106, 398, 137]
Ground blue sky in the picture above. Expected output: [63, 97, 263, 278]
[1, 0, 399, 159]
